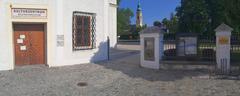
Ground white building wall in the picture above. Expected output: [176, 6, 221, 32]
[0, 0, 14, 70]
[50, 0, 64, 66]
[4, 0, 48, 4]
[0, 0, 117, 70]
[53, 0, 108, 66]
[0, 0, 57, 70]
[108, 0, 117, 48]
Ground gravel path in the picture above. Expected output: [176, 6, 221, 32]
[0, 54, 239, 96]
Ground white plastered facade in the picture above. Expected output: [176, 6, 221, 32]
[0, 0, 117, 70]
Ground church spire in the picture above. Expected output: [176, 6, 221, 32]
[137, 0, 141, 11]
[136, 0, 143, 28]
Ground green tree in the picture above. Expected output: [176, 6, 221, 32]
[205, 0, 240, 34]
[224, 0, 240, 33]
[117, 8, 134, 35]
[162, 13, 179, 33]
[170, 16, 179, 33]
[117, 0, 121, 5]
[205, 0, 226, 35]
[176, 0, 209, 34]
[162, 18, 169, 27]
[175, 0, 240, 35]
[117, 0, 134, 35]
[153, 21, 162, 27]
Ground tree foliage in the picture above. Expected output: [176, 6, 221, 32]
[176, 0, 240, 34]
[202, 0, 240, 34]
[222, 0, 240, 33]
[117, 0, 121, 6]
[162, 13, 179, 33]
[176, 0, 209, 33]
[117, 0, 134, 35]
[205, 0, 225, 30]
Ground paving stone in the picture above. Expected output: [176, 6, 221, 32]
[0, 45, 239, 96]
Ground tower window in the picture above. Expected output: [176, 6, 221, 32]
[72, 11, 96, 50]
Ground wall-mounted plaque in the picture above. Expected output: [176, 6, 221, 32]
[12, 8, 47, 19]
[177, 37, 197, 56]
[219, 36, 229, 45]
[17, 39, 23, 44]
[184, 37, 197, 55]
[57, 35, 64, 47]
[144, 38, 155, 61]
[20, 46, 27, 51]
[20, 35, 25, 39]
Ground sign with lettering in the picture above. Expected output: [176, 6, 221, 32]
[177, 37, 197, 56]
[57, 35, 64, 47]
[219, 36, 229, 45]
[144, 38, 155, 61]
[12, 8, 47, 19]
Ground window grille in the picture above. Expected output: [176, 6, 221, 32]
[72, 11, 96, 50]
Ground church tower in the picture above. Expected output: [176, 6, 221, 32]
[136, 0, 143, 28]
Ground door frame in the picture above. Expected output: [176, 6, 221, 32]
[12, 23, 48, 66]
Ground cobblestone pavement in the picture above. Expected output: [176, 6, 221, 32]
[0, 43, 240, 96]
[0, 54, 240, 96]
[109, 42, 140, 60]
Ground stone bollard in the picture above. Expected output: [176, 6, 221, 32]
[215, 23, 233, 75]
[139, 26, 164, 69]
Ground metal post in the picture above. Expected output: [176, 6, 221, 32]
[107, 36, 110, 60]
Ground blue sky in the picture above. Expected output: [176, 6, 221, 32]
[119, 0, 181, 26]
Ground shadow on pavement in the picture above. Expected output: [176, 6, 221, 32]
[92, 42, 210, 82]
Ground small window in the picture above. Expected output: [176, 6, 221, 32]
[73, 11, 96, 50]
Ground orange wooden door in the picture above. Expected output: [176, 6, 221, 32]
[14, 24, 45, 66]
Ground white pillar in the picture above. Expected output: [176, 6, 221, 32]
[140, 26, 163, 69]
[215, 23, 233, 74]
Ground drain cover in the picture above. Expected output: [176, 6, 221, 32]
[77, 82, 88, 87]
